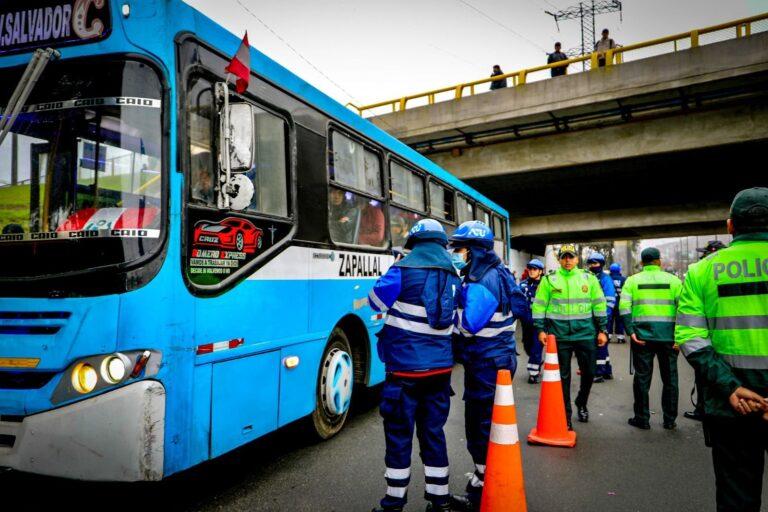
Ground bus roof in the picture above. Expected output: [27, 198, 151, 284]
[180, 1, 507, 218]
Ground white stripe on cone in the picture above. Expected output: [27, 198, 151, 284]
[545, 352, 559, 364]
[489, 423, 519, 445]
[542, 369, 561, 382]
[494, 384, 515, 406]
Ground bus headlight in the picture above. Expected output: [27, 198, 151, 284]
[71, 362, 98, 394]
[101, 355, 127, 384]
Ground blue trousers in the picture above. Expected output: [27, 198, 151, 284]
[463, 354, 517, 505]
[596, 341, 613, 376]
[522, 322, 543, 376]
[380, 373, 452, 509]
[610, 311, 624, 336]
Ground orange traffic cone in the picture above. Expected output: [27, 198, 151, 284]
[527, 334, 577, 447]
[479, 369, 527, 512]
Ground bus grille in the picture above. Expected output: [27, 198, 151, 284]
[0, 371, 56, 389]
[0, 311, 70, 335]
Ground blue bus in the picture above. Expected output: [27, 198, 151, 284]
[0, 0, 509, 481]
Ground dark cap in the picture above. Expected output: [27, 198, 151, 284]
[696, 240, 726, 254]
[558, 243, 577, 258]
[730, 187, 768, 232]
[641, 247, 660, 264]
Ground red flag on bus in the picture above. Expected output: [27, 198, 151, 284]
[225, 32, 250, 93]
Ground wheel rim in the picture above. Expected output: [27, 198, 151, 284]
[321, 348, 353, 416]
[236, 232, 244, 251]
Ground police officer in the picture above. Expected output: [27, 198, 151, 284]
[533, 244, 608, 428]
[447, 221, 529, 512]
[368, 219, 462, 512]
[520, 259, 546, 384]
[676, 187, 768, 512]
[621, 247, 683, 430]
[586, 253, 616, 382]
[609, 263, 627, 343]
[684, 240, 728, 422]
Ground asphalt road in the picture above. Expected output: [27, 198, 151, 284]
[3, 340, 767, 511]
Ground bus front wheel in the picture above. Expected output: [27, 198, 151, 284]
[311, 330, 354, 439]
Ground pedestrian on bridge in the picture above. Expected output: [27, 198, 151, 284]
[621, 247, 683, 430]
[609, 263, 627, 343]
[448, 220, 529, 511]
[368, 219, 462, 512]
[587, 253, 616, 382]
[532, 244, 609, 429]
[676, 187, 768, 512]
[489, 65, 507, 90]
[547, 42, 569, 77]
[520, 258, 546, 383]
[595, 29, 617, 67]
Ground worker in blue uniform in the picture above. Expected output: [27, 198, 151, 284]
[520, 259, 546, 384]
[609, 263, 627, 343]
[447, 221, 530, 512]
[368, 219, 461, 512]
[587, 253, 616, 382]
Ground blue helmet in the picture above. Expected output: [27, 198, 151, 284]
[609, 263, 622, 272]
[449, 220, 494, 249]
[586, 252, 606, 265]
[405, 218, 447, 249]
[526, 258, 545, 270]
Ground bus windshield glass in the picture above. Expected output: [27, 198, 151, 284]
[0, 58, 164, 279]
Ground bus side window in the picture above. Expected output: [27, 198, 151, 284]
[246, 108, 289, 217]
[328, 132, 386, 247]
[187, 76, 216, 206]
[456, 195, 474, 224]
[492, 214, 505, 259]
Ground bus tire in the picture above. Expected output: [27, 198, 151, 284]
[311, 330, 354, 440]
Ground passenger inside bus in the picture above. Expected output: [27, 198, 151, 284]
[191, 151, 215, 205]
[329, 188, 357, 244]
[358, 200, 386, 246]
[389, 214, 410, 248]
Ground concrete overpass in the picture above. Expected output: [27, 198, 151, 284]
[369, 29, 768, 251]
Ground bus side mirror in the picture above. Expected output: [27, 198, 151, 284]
[226, 103, 255, 171]
[215, 80, 256, 210]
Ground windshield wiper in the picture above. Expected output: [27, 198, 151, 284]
[0, 47, 60, 147]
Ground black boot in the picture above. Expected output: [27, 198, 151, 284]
[527, 375, 539, 384]
[593, 376, 605, 383]
[577, 405, 589, 423]
[684, 410, 704, 421]
[450, 494, 477, 512]
[425, 502, 452, 511]
[627, 417, 650, 430]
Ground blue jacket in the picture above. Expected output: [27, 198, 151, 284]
[594, 270, 616, 318]
[455, 255, 530, 365]
[519, 277, 541, 307]
[368, 242, 461, 372]
[610, 271, 626, 308]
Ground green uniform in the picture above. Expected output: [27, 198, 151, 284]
[675, 232, 768, 511]
[533, 267, 608, 419]
[620, 265, 683, 426]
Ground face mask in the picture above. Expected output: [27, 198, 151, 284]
[451, 252, 468, 271]
[589, 265, 602, 274]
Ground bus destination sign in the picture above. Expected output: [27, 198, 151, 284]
[0, 0, 111, 55]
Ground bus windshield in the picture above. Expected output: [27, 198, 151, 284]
[0, 57, 164, 279]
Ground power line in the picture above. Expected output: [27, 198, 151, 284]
[232, 0, 359, 104]
[231, 0, 402, 129]
[455, 0, 548, 53]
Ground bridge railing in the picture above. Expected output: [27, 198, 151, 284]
[348, 12, 768, 117]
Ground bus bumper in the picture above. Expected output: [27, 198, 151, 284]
[0, 380, 165, 481]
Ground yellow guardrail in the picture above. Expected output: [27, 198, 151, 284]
[349, 12, 768, 117]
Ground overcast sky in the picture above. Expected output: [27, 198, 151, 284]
[186, 0, 764, 108]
